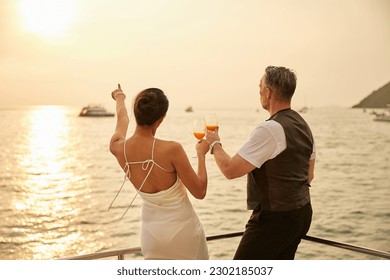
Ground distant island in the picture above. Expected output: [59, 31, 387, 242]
[352, 81, 390, 108]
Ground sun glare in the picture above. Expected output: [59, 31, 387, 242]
[23, 106, 69, 177]
[18, 0, 77, 39]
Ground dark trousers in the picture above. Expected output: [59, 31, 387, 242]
[234, 202, 312, 260]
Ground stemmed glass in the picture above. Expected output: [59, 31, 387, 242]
[205, 113, 218, 131]
[193, 119, 206, 140]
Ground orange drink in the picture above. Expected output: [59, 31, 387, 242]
[194, 132, 206, 140]
[193, 119, 206, 140]
[206, 125, 218, 131]
[205, 113, 218, 132]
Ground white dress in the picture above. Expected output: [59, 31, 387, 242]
[140, 177, 208, 260]
[109, 138, 209, 260]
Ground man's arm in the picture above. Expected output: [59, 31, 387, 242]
[211, 143, 256, 179]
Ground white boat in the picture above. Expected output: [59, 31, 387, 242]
[79, 105, 114, 117]
[374, 114, 390, 122]
[373, 105, 390, 122]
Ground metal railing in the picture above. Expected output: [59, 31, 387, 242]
[60, 231, 390, 260]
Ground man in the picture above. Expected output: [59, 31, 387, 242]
[206, 66, 315, 260]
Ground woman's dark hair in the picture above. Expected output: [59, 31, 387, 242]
[133, 88, 169, 126]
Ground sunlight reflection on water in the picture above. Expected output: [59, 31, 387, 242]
[6, 106, 89, 259]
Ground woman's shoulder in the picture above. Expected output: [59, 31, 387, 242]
[156, 138, 183, 151]
[154, 139, 186, 165]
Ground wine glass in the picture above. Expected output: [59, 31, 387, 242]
[205, 113, 218, 131]
[193, 119, 206, 140]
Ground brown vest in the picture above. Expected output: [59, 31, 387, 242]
[246, 109, 313, 211]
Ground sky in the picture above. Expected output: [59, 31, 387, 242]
[1, 0, 389, 110]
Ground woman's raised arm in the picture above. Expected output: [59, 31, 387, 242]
[109, 84, 129, 157]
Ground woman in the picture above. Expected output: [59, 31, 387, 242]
[109, 84, 209, 260]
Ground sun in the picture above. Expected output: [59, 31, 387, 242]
[18, 0, 77, 39]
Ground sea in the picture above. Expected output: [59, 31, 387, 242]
[0, 105, 389, 260]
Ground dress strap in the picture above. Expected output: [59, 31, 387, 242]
[108, 138, 163, 219]
[124, 138, 129, 163]
[151, 137, 156, 160]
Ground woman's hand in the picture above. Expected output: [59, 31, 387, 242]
[196, 139, 210, 156]
[111, 83, 126, 100]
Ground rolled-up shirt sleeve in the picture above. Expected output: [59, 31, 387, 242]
[238, 121, 286, 168]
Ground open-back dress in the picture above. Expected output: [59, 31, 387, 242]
[115, 138, 209, 260]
